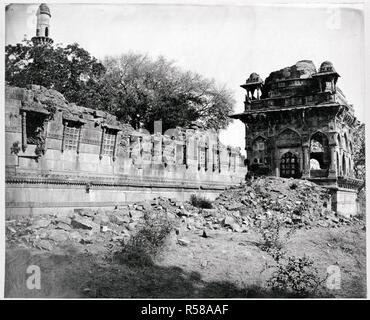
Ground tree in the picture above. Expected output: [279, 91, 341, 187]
[353, 122, 365, 182]
[6, 44, 235, 132]
[5, 41, 105, 107]
[99, 53, 235, 132]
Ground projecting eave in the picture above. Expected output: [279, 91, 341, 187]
[312, 71, 340, 78]
[229, 102, 342, 120]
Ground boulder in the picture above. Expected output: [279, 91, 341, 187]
[69, 231, 82, 242]
[130, 210, 144, 221]
[56, 216, 72, 225]
[32, 218, 51, 229]
[109, 214, 130, 226]
[231, 223, 242, 233]
[177, 238, 190, 246]
[71, 216, 100, 232]
[48, 229, 69, 242]
[56, 222, 72, 231]
[34, 239, 53, 251]
[94, 213, 110, 226]
[222, 216, 235, 227]
[74, 208, 95, 217]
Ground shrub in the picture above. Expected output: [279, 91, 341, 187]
[267, 255, 325, 298]
[190, 194, 213, 209]
[289, 182, 298, 190]
[115, 212, 174, 266]
[255, 212, 296, 252]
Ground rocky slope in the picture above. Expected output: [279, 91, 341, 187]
[6, 177, 359, 251]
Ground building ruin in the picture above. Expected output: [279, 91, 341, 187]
[5, 85, 246, 216]
[231, 60, 363, 217]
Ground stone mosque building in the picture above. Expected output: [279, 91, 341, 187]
[231, 60, 363, 216]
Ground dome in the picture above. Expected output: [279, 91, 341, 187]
[38, 3, 51, 16]
[264, 60, 317, 85]
[246, 72, 263, 84]
[319, 61, 336, 73]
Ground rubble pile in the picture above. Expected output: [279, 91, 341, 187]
[6, 177, 359, 251]
[213, 176, 338, 228]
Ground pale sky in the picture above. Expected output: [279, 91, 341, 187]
[5, 2, 365, 153]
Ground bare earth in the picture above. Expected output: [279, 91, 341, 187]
[5, 224, 366, 298]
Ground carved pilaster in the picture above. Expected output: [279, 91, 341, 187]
[61, 121, 68, 153]
[99, 126, 106, 160]
[21, 111, 27, 152]
[76, 126, 82, 154]
[112, 130, 119, 161]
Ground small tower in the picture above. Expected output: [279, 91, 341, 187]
[31, 3, 53, 45]
[240, 73, 263, 111]
[312, 61, 340, 93]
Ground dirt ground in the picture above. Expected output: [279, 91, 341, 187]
[5, 224, 366, 298]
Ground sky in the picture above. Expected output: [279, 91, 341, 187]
[5, 2, 365, 153]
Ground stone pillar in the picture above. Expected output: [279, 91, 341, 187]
[302, 145, 310, 178]
[21, 111, 27, 152]
[328, 145, 337, 178]
[76, 125, 82, 155]
[61, 121, 68, 153]
[205, 144, 208, 171]
[99, 127, 106, 160]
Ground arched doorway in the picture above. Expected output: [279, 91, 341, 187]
[280, 152, 300, 178]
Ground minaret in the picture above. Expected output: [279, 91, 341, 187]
[31, 3, 53, 45]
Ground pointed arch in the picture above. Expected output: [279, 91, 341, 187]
[276, 128, 301, 148]
[310, 131, 330, 170]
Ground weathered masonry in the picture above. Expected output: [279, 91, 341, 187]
[231, 60, 363, 217]
[5, 85, 247, 216]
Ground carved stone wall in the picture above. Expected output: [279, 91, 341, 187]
[5, 85, 247, 215]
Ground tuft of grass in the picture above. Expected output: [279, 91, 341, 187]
[115, 212, 174, 266]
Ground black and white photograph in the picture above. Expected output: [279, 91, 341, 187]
[2, 0, 368, 302]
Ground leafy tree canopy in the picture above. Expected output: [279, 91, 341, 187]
[353, 122, 365, 182]
[5, 41, 105, 107]
[6, 43, 235, 132]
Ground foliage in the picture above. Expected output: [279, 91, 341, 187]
[353, 122, 365, 183]
[116, 212, 174, 266]
[190, 194, 213, 209]
[255, 212, 296, 253]
[256, 212, 328, 298]
[267, 255, 324, 297]
[5, 41, 105, 109]
[97, 53, 235, 131]
[6, 43, 235, 132]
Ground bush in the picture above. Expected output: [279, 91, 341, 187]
[190, 194, 213, 209]
[255, 212, 296, 253]
[267, 255, 325, 298]
[115, 212, 174, 266]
